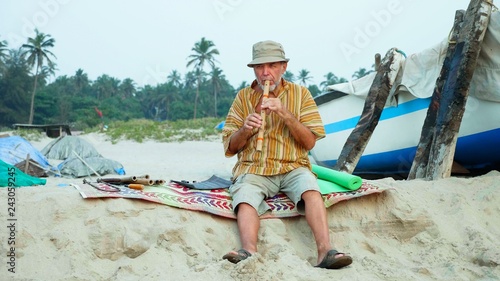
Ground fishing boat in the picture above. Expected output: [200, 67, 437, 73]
[310, 10, 500, 176]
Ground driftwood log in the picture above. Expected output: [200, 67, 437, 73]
[334, 48, 403, 173]
[408, 0, 493, 180]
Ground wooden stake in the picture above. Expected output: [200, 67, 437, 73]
[24, 153, 30, 173]
[334, 48, 403, 174]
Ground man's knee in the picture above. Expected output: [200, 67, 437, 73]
[301, 189, 321, 201]
[235, 202, 256, 214]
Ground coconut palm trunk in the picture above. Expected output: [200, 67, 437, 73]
[21, 28, 56, 125]
[214, 84, 217, 118]
[186, 37, 219, 119]
[28, 66, 40, 124]
[194, 76, 200, 119]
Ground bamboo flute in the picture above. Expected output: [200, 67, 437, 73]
[256, 80, 270, 151]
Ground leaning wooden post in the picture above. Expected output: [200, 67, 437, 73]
[374, 53, 381, 71]
[334, 48, 404, 173]
[408, 10, 465, 180]
[423, 0, 492, 180]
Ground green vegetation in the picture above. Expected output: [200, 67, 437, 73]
[9, 118, 224, 144]
[11, 128, 45, 142]
[0, 32, 374, 131]
[87, 118, 224, 144]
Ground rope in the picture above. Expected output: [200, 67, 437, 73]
[395, 49, 407, 58]
[448, 26, 457, 45]
[483, 0, 497, 11]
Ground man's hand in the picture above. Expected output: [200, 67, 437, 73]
[228, 113, 261, 154]
[243, 113, 262, 131]
[262, 97, 317, 150]
[261, 97, 283, 116]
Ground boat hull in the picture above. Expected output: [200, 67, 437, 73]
[310, 91, 500, 175]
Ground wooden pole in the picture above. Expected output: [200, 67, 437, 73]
[374, 53, 381, 71]
[408, 10, 465, 180]
[334, 48, 404, 173]
[24, 153, 30, 173]
[72, 150, 101, 177]
[409, 0, 492, 180]
[256, 80, 270, 151]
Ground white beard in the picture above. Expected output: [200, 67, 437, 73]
[260, 83, 277, 91]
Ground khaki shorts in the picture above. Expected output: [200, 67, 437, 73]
[229, 167, 320, 216]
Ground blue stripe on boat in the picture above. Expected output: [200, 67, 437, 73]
[323, 98, 431, 134]
[318, 128, 500, 174]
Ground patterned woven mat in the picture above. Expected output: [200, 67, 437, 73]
[74, 181, 390, 219]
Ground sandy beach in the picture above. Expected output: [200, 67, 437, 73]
[1, 133, 499, 280]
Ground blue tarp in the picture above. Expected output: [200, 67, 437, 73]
[215, 121, 225, 130]
[0, 136, 51, 169]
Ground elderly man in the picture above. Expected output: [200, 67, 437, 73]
[221, 40, 352, 269]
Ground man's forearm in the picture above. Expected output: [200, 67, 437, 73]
[280, 110, 316, 150]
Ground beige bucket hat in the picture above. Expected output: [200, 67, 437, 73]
[247, 40, 290, 67]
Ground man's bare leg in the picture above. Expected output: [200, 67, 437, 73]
[236, 203, 260, 253]
[302, 190, 347, 264]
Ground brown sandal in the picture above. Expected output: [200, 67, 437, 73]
[222, 249, 252, 264]
[315, 249, 352, 269]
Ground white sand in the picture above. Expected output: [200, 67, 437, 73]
[1, 133, 499, 280]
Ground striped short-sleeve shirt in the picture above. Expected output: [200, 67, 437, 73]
[222, 79, 325, 179]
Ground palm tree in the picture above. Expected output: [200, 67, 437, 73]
[5, 49, 28, 72]
[352, 67, 373, 79]
[38, 64, 57, 86]
[0, 49, 32, 126]
[307, 84, 321, 98]
[209, 67, 225, 117]
[186, 37, 219, 119]
[183, 71, 197, 90]
[162, 82, 181, 120]
[167, 70, 182, 87]
[320, 72, 348, 90]
[283, 71, 295, 82]
[296, 69, 312, 86]
[0, 37, 8, 71]
[20, 29, 56, 124]
[74, 68, 89, 95]
[119, 78, 136, 98]
[236, 81, 249, 91]
[146, 84, 167, 120]
[93, 74, 119, 100]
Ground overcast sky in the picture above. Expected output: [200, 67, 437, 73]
[1, 0, 471, 88]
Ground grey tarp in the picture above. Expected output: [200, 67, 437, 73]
[42, 135, 101, 160]
[42, 135, 125, 178]
[57, 156, 125, 178]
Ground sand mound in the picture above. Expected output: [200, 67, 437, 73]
[0, 133, 498, 280]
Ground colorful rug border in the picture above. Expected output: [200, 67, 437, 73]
[74, 181, 391, 219]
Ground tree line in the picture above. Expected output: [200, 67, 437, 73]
[0, 30, 373, 130]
